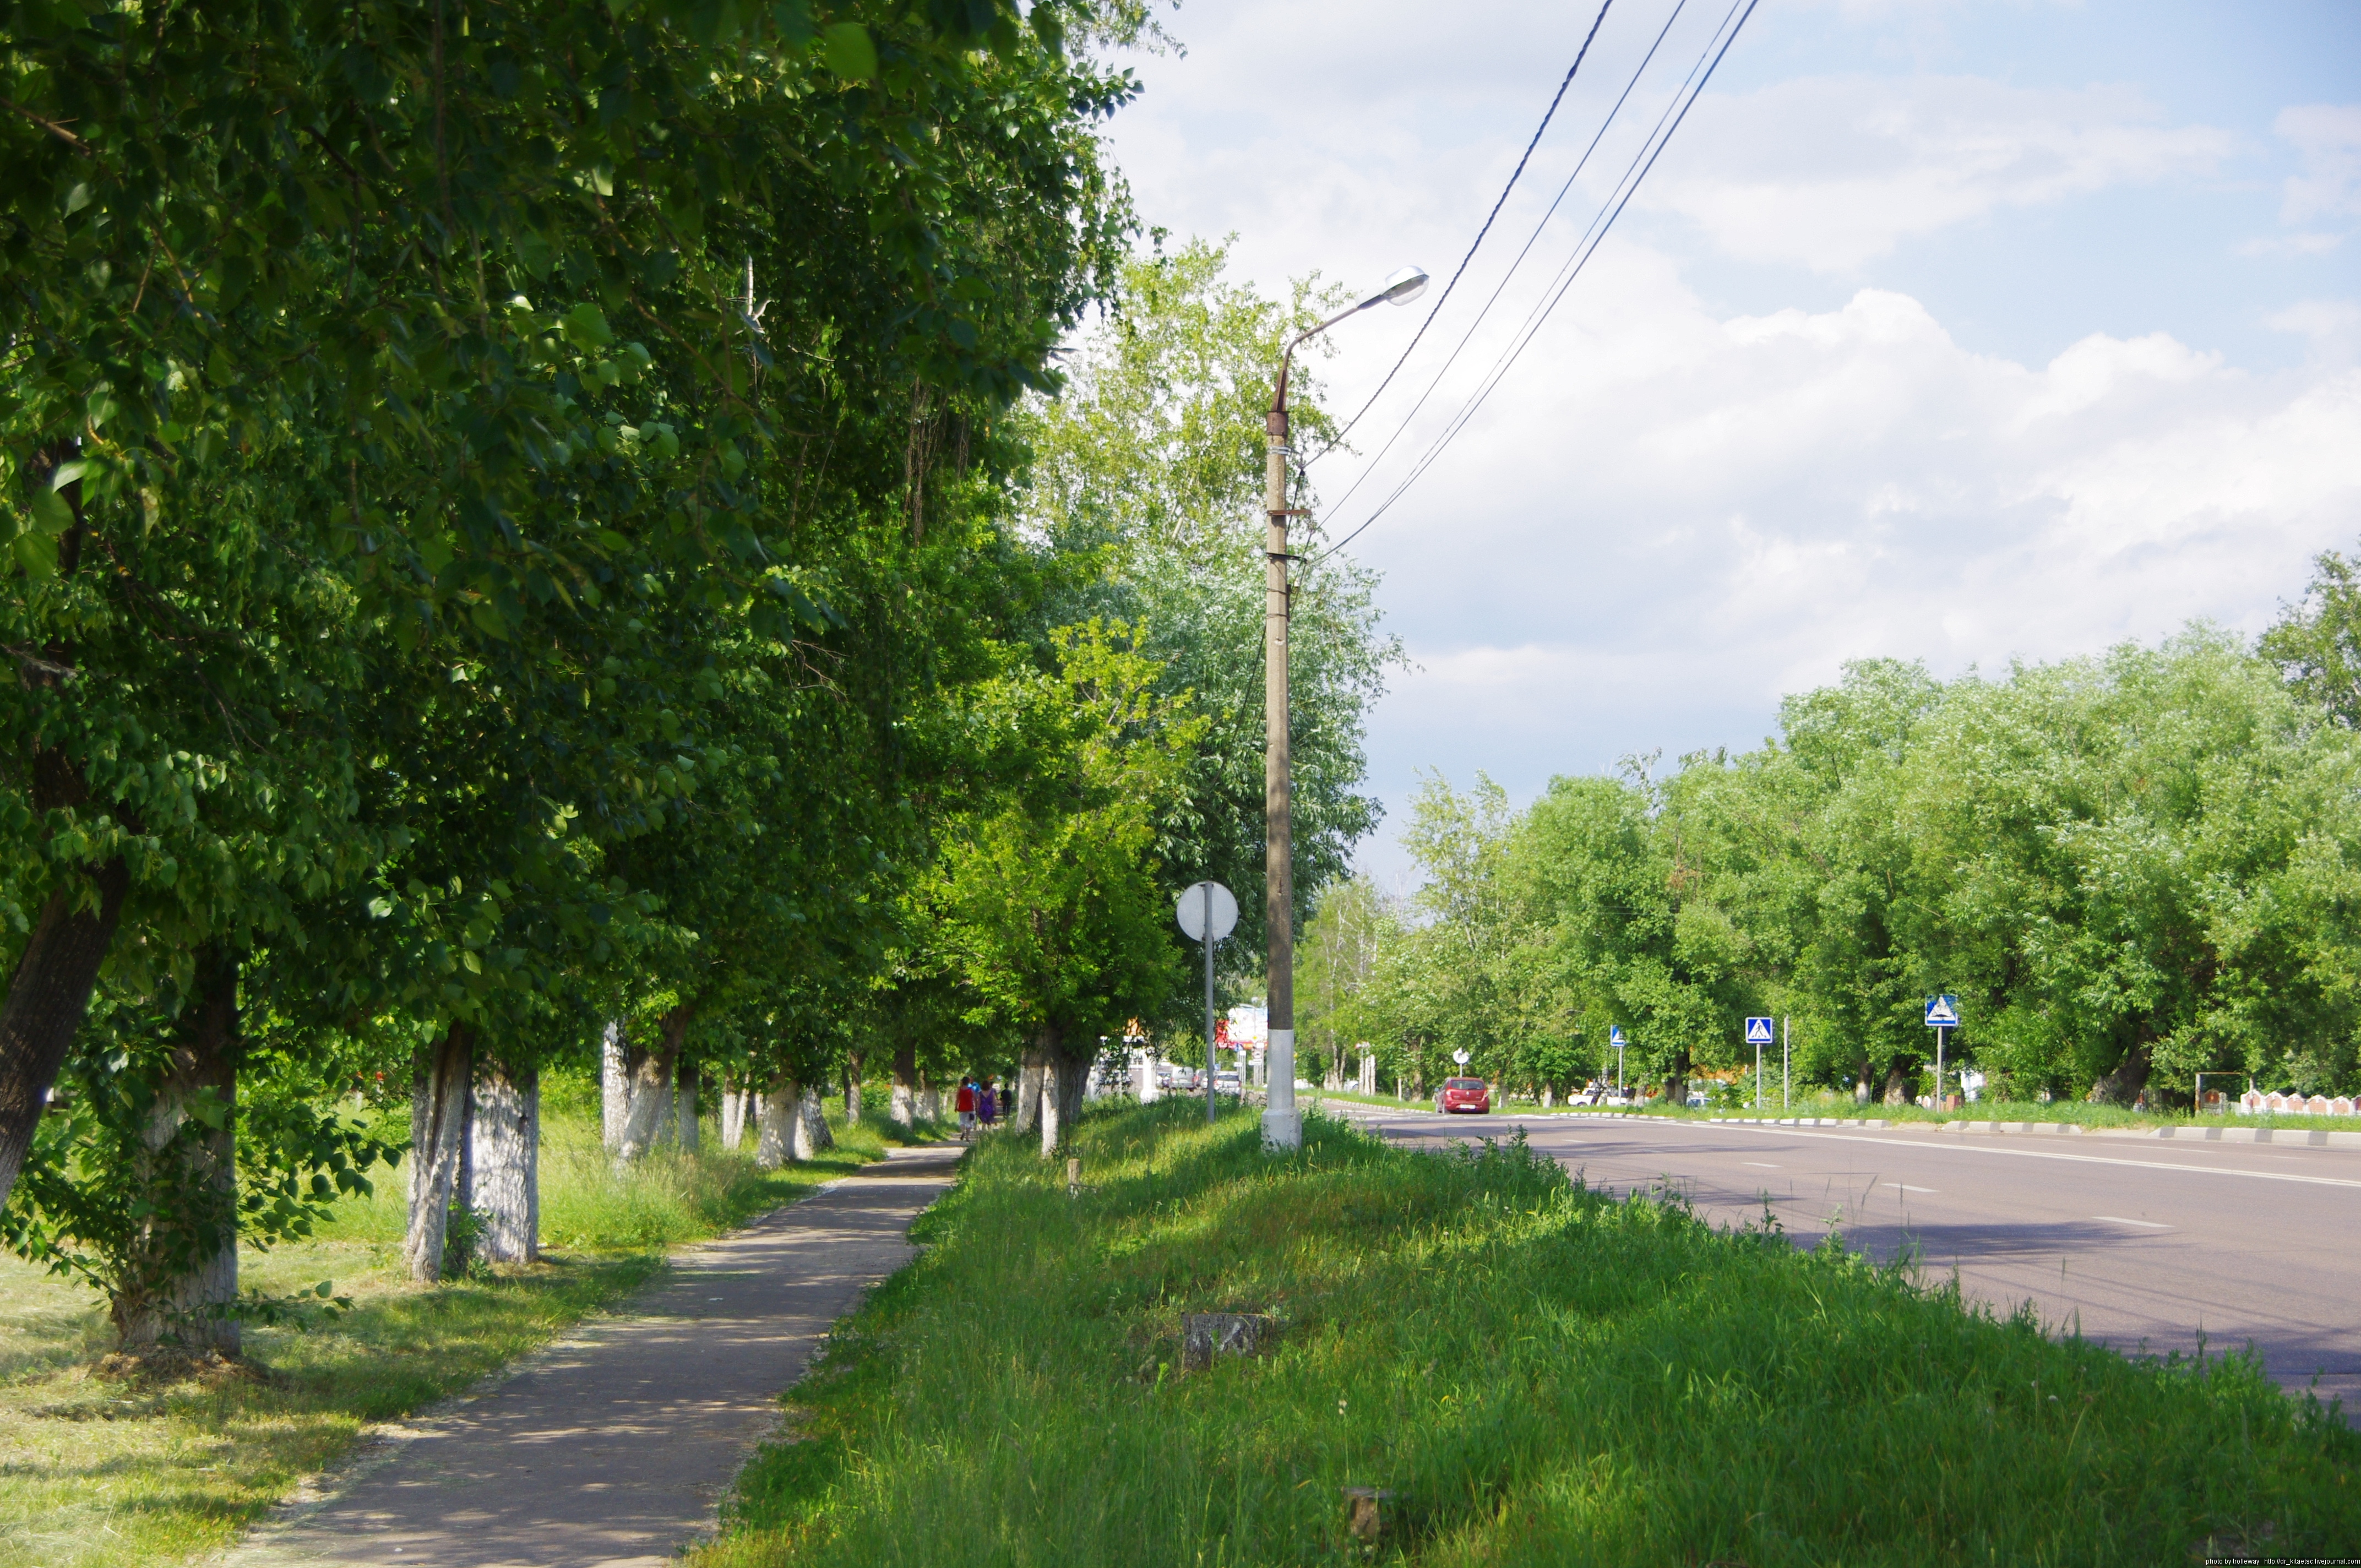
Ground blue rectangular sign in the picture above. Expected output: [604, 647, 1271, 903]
[1924, 995, 1960, 1027]
[1744, 1016, 1774, 1046]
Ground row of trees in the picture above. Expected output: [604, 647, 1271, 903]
[1304, 574, 2361, 1111]
[0, 0, 1392, 1352]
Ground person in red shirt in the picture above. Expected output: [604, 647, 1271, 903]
[956, 1080, 977, 1139]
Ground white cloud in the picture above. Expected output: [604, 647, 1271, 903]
[2236, 232, 2345, 259]
[2265, 298, 2361, 341]
[2276, 103, 2361, 223]
[1344, 254, 2361, 827]
[1638, 77, 2236, 272]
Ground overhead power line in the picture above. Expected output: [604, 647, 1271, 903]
[1312, 0, 1760, 567]
[1312, 0, 1695, 525]
[1303, 0, 1616, 467]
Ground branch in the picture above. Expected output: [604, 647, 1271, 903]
[1, 97, 91, 154]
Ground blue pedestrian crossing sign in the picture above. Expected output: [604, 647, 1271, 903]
[1924, 995, 1961, 1027]
[1609, 1026, 1627, 1046]
[1743, 1016, 1775, 1046]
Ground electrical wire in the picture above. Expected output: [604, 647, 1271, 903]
[1311, 0, 1760, 567]
[1302, 0, 1616, 467]
[1310, 0, 1695, 524]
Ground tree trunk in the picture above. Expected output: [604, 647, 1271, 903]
[116, 945, 241, 1351]
[801, 1086, 834, 1152]
[1014, 1048, 1047, 1135]
[720, 1075, 747, 1151]
[1032, 1026, 1068, 1158]
[616, 1003, 692, 1161]
[1045, 1049, 1089, 1157]
[2087, 1041, 2153, 1106]
[843, 1061, 863, 1124]
[917, 1071, 940, 1123]
[600, 1020, 633, 1154]
[406, 1021, 474, 1282]
[1881, 1057, 1915, 1106]
[789, 1082, 825, 1162]
[754, 1078, 796, 1169]
[0, 462, 137, 1215]
[676, 1059, 700, 1153]
[890, 1043, 917, 1128]
[467, 1058, 538, 1265]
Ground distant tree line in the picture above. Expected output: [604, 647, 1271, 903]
[1303, 558, 2361, 1110]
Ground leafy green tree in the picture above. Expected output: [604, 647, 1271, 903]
[922, 622, 1202, 1153]
[1009, 239, 1401, 969]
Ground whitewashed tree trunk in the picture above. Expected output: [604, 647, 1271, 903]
[917, 1072, 941, 1123]
[676, 1060, 700, 1153]
[1541, 1084, 1555, 1109]
[116, 948, 241, 1351]
[843, 1065, 863, 1124]
[754, 1080, 796, 1168]
[616, 1004, 692, 1161]
[1013, 1048, 1046, 1135]
[889, 1044, 917, 1128]
[600, 1020, 630, 1154]
[720, 1077, 747, 1151]
[406, 1022, 474, 1282]
[788, 1081, 824, 1161]
[468, 1061, 538, 1265]
[800, 1087, 834, 1152]
[1042, 1049, 1088, 1158]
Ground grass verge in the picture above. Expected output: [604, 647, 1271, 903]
[694, 1099, 2359, 1567]
[0, 1108, 901, 1568]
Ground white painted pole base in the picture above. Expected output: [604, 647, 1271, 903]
[1260, 1108, 1302, 1152]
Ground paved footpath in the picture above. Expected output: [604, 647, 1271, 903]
[227, 1142, 965, 1568]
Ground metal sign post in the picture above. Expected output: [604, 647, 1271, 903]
[1745, 1017, 1775, 1110]
[1924, 995, 1960, 1108]
[1782, 1017, 1791, 1111]
[1610, 1026, 1627, 1095]
[1178, 883, 1239, 1125]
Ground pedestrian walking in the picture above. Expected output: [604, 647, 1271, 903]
[978, 1081, 998, 1128]
[956, 1079, 977, 1139]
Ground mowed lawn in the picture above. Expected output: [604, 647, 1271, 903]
[697, 1100, 2361, 1568]
[0, 1110, 892, 1568]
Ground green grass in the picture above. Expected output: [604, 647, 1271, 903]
[694, 1099, 2360, 1567]
[0, 1107, 901, 1568]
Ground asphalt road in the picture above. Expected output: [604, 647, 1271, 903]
[1326, 1102, 2361, 1414]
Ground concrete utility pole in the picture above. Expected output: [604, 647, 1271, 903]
[1260, 266, 1426, 1153]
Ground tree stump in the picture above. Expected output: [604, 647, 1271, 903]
[1180, 1312, 1272, 1371]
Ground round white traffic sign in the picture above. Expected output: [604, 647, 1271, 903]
[1452, 1049, 1471, 1065]
[1176, 881, 1238, 943]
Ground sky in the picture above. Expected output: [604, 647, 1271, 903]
[1099, 0, 2361, 889]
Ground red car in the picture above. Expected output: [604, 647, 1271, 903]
[1434, 1076, 1491, 1114]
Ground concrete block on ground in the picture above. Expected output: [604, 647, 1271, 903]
[1182, 1313, 1273, 1372]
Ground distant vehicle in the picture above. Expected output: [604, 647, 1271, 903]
[1214, 1069, 1241, 1095]
[1434, 1076, 1491, 1114]
[1602, 1087, 1633, 1108]
[1685, 1085, 1712, 1108]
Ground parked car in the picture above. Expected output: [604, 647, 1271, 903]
[1434, 1076, 1492, 1114]
[1601, 1086, 1633, 1108]
[1214, 1069, 1242, 1095]
[1685, 1085, 1712, 1108]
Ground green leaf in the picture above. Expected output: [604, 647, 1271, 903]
[13, 530, 58, 579]
[563, 303, 615, 352]
[29, 487, 73, 536]
[822, 22, 877, 81]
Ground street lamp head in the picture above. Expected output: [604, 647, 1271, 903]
[1373, 265, 1429, 308]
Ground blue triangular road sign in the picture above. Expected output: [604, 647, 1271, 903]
[1924, 995, 1960, 1027]
[1744, 1016, 1774, 1046]
[1609, 1026, 1627, 1046]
